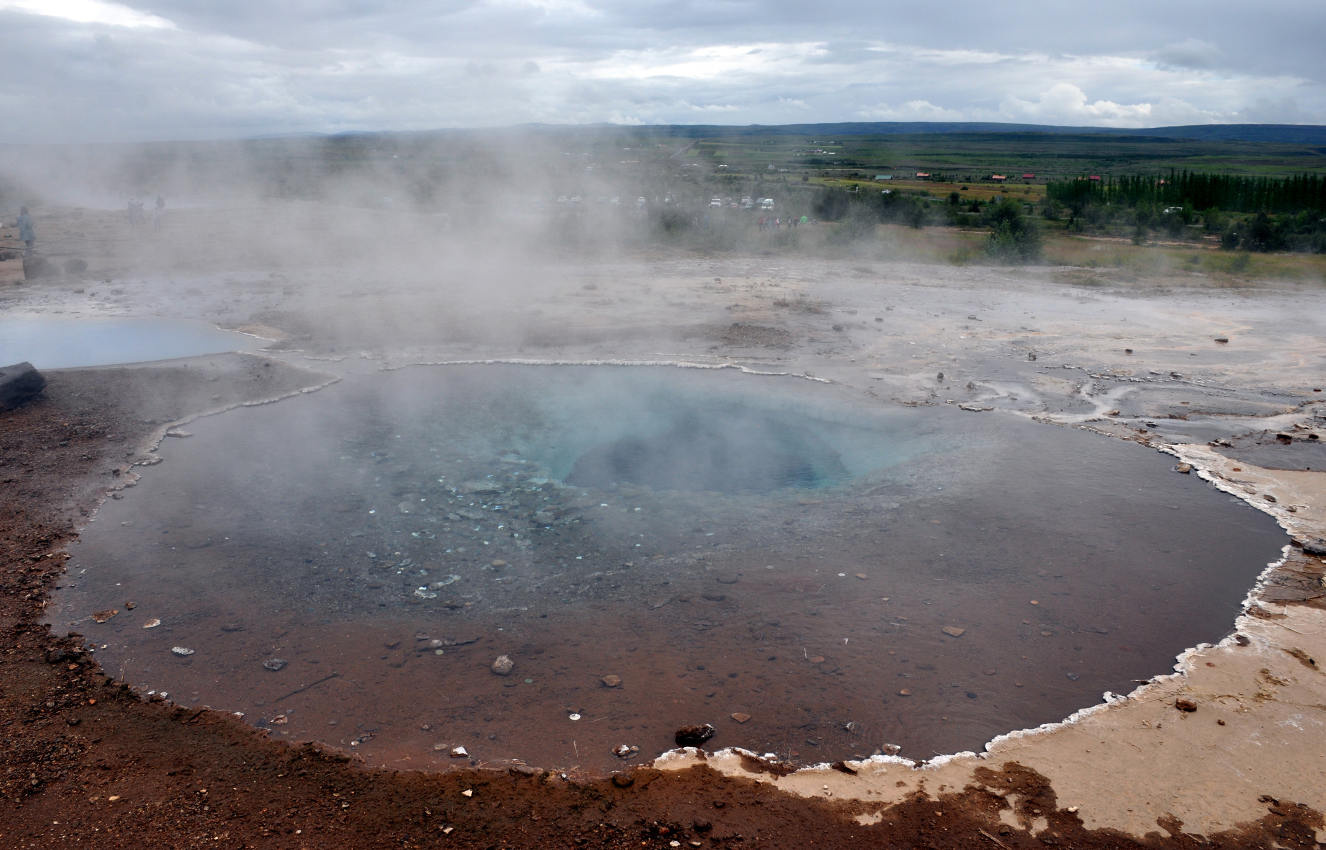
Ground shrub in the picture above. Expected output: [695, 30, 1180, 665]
[983, 199, 1042, 263]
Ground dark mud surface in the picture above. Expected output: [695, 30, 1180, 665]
[1213, 432, 1326, 471]
[50, 364, 1285, 773]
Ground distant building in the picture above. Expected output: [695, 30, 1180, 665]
[1021, 173, 1035, 179]
[915, 172, 931, 178]
[874, 174, 892, 181]
[1088, 175, 1102, 181]
[990, 174, 1007, 181]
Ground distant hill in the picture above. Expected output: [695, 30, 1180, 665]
[583, 122, 1326, 146]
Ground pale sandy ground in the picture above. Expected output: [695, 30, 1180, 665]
[4, 204, 1325, 842]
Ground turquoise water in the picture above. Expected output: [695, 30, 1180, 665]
[55, 365, 1285, 770]
[0, 315, 259, 369]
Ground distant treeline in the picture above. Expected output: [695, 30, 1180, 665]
[1047, 171, 1326, 214]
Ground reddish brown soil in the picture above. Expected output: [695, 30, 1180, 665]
[2, 361, 1321, 848]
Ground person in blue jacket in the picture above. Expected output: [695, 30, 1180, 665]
[16, 206, 34, 255]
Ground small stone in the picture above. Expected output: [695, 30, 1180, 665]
[941, 626, 966, 638]
[1175, 463, 1192, 474]
[809, 655, 825, 664]
[491, 654, 514, 676]
[1175, 698, 1198, 713]
[897, 688, 912, 697]
[612, 744, 637, 758]
[568, 713, 581, 721]
[611, 773, 635, 788]
[1263, 494, 1277, 503]
[124, 601, 136, 610]
[601, 674, 622, 688]
[490, 559, 507, 568]
[674, 723, 716, 748]
[91, 609, 118, 623]
[262, 658, 287, 672]
[855, 573, 867, 580]
[1214, 337, 1229, 344]
[461, 789, 473, 797]
[142, 618, 161, 629]
[170, 646, 195, 657]
[730, 712, 751, 724]
[450, 746, 469, 758]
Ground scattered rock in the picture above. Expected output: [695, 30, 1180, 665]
[611, 773, 635, 788]
[674, 723, 716, 748]
[262, 658, 287, 672]
[170, 646, 195, 657]
[450, 746, 469, 758]
[1299, 538, 1326, 557]
[1264, 494, 1277, 503]
[1175, 463, 1192, 474]
[1214, 337, 1229, 344]
[941, 626, 966, 638]
[461, 789, 473, 797]
[491, 654, 514, 676]
[612, 744, 639, 758]
[1175, 698, 1198, 713]
[22, 255, 55, 279]
[897, 688, 912, 697]
[730, 712, 751, 724]
[142, 618, 161, 629]
[0, 362, 46, 411]
[601, 674, 622, 688]
[91, 609, 118, 623]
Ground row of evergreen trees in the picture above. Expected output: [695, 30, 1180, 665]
[1047, 171, 1326, 214]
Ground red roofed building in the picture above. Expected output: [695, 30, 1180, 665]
[1022, 173, 1035, 179]
[990, 174, 1006, 181]
[915, 172, 931, 178]
[1088, 175, 1102, 181]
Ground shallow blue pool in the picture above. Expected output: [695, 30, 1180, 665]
[0, 315, 260, 369]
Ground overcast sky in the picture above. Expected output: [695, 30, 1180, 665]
[2, 0, 1323, 143]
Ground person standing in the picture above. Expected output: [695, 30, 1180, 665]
[16, 206, 34, 255]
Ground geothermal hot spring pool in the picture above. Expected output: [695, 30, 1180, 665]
[54, 364, 1285, 771]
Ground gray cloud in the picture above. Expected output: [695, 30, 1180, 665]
[0, 0, 1322, 142]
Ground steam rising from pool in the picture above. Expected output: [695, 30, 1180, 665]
[55, 365, 1284, 771]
